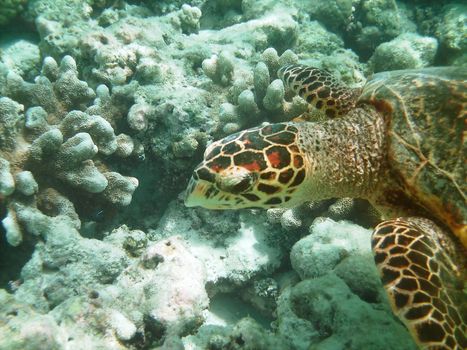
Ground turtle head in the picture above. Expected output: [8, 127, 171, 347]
[184, 123, 308, 209]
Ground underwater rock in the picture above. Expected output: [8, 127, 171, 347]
[268, 217, 417, 349]
[300, 0, 417, 60]
[137, 236, 208, 335]
[295, 20, 344, 56]
[2, 220, 206, 345]
[9, 225, 207, 347]
[25, 0, 93, 23]
[306, 0, 356, 33]
[146, 0, 207, 16]
[334, 254, 382, 303]
[270, 218, 416, 349]
[186, 317, 291, 350]
[352, 0, 417, 58]
[14, 212, 128, 311]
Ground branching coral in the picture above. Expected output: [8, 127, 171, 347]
[0, 56, 139, 246]
[207, 47, 308, 134]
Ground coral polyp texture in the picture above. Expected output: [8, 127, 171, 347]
[1, 56, 138, 246]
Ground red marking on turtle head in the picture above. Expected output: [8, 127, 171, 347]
[293, 155, 303, 168]
[242, 161, 262, 171]
[210, 164, 222, 172]
[267, 151, 282, 168]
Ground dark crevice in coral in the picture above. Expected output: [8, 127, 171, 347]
[124, 314, 167, 349]
[0, 19, 39, 47]
[0, 219, 35, 291]
[107, 160, 175, 230]
[200, 0, 244, 30]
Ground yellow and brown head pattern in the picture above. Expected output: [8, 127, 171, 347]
[185, 123, 308, 209]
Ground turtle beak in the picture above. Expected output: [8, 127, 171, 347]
[184, 177, 209, 207]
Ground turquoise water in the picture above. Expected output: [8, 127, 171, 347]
[0, 1, 465, 349]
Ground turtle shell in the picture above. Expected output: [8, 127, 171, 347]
[358, 67, 467, 246]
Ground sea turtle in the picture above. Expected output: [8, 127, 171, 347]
[184, 65, 466, 349]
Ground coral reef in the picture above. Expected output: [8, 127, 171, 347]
[1, 197, 286, 347]
[273, 218, 417, 350]
[0, 209, 418, 348]
[0, 0, 461, 349]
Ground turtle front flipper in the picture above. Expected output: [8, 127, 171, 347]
[278, 64, 361, 119]
[371, 217, 466, 349]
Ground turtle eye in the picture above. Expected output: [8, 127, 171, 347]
[216, 168, 258, 194]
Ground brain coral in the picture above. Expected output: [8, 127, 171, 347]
[0, 56, 138, 246]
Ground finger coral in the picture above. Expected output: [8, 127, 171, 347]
[210, 47, 308, 135]
[0, 56, 138, 246]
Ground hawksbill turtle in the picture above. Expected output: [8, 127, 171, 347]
[184, 65, 466, 349]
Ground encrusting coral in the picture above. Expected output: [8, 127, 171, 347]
[0, 55, 138, 246]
